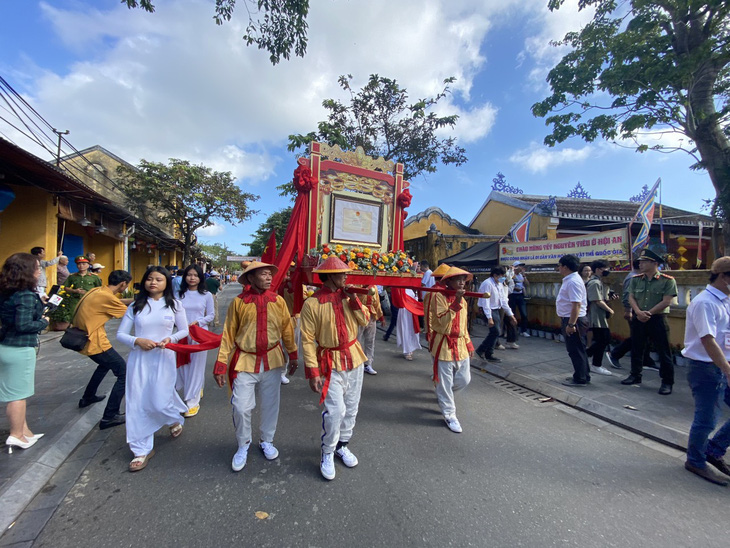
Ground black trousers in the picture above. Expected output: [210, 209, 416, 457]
[384, 305, 399, 340]
[508, 293, 529, 333]
[630, 314, 674, 384]
[561, 316, 590, 384]
[477, 309, 501, 356]
[612, 318, 655, 367]
[587, 327, 611, 367]
[84, 348, 126, 420]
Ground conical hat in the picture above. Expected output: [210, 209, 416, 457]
[441, 266, 473, 283]
[432, 263, 450, 278]
[314, 256, 352, 273]
[242, 261, 278, 281]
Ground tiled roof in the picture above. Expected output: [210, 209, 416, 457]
[405, 206, 480, 234]
[476, 191, 714, 227]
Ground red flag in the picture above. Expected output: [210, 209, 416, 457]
[261, 230, 277, 263]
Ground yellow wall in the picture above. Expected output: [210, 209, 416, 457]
[0, 185, 59, 283]
[470, 201, 546, 240]
[404, 211, 471, 240]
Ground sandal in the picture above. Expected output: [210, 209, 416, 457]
[170, 423, 183, 438]
[129, 450, 155, 472]
[404, 353, 413, 361]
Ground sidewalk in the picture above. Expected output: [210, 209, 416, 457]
[466, 321, 729, 450]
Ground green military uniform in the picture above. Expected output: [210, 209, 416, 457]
[626, 248, 677, 389]
[628, 272, 677, 315]
[55, 272, 102, 323]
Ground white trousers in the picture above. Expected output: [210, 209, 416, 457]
[231, 368, 281, 446]
[321, 367, 364, 454]
[435, 358, 471, 419]
[176, 348, 207, 408]
[212, 294, 220, 326]
[357, 319, 377, 367]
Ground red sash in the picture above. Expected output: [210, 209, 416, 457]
[315, 338, 359, 405]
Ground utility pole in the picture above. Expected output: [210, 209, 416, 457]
[52, 128, 69, 166]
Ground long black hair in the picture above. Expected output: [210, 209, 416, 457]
[179, 264, 207, 298]
[132, 266, 177, 315]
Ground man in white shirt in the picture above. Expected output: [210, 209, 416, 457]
[681, 256, 730, 486]
[556, 254, 590, 386]
[475, 267, 517, 362]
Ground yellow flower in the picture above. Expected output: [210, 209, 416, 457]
[321, 253, 328, 259]
[391, 266, 398, 272]
[349, 252, 356, 259]
[378, 264, 385, 270]
[335, 244, 343, 254]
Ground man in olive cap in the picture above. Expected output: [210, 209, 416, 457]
[681, 256, 730, 485]
[621, 248, 677, 395]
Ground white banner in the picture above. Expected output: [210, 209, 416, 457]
[499, 228, 629, 266]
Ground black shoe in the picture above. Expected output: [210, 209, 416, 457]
[486, 355, 502, 363]
[684, 461, 729, 486]
[658, 383, 673, 395]
[706, 455, 730, 477]
[605, 353, 623, 369]
[99, 414, 125, 430]
[620, 375, 642, 385]
[475, 350, 486, 360]
[562, 379, 588, 387]
[79, 395, 106, 408]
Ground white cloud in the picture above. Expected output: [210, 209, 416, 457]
[196, 222, 226, 238]
[510, 141, 594, 172]
[17, 0, 538, 184]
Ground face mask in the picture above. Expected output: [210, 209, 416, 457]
[498, 276, 506, 283]
[602, 271, 610, 277]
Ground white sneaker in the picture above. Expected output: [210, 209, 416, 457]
[335, 446, 359, 467]
[522, 332, 531, 337]
[320, 452, 335, 480]
[495, 343, 506, 351]
[364, 365, 378, 375]
[506, 342, 519, 349]
[444, 416, 463, 433]
[232, 444, 249, 472]
[259, 441, 279, 460]
[280, 373, 290, 385]
[590, 365, 613, 376]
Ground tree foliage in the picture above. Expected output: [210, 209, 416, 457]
[249, 206, 292, 256]
[117, 158, 259, 266]
[198, 241, 238, 269]
[123, 0, 309, 64]
[288, 74, 468, 181]
[532, 0, 730, 228]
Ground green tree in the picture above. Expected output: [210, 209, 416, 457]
[532, 0, 730, 244]
[249, 206, 292, 256]
[123, 0, 309, 64]
[198, 242, 237, 269]
[117, 159, 259, 266]
[288, 74, 468, 182]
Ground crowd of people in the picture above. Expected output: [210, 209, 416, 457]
[1, 248, 729, 488]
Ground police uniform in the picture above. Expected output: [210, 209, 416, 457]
[625, 249, 677, 389]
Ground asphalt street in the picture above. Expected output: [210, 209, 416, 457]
[10, 286, 730, 547]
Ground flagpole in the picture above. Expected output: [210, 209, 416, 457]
[659, 179, 664, 244]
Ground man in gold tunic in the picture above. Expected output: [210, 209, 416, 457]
[430, 266, 475, 433]
[213, 261, 297, 472]
[300, 257, 370, 480]
[423, 263, 450, 353]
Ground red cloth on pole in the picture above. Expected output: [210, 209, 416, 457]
[261, 230, 277, 264]
[391, 287, 422, 334]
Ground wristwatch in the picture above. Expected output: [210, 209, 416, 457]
[567, 323, 576, 328]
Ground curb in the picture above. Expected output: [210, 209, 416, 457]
[0, 402, 104, 535]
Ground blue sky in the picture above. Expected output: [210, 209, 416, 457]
[0, 0, 714, 255]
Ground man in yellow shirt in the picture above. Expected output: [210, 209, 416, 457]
[300, 256, 370, 480]
[213, 261, 298, 472]
[430, 266, 474, 433]
[74, 270, 133, 430]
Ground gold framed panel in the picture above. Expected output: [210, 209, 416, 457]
[329, 194, 384, 247]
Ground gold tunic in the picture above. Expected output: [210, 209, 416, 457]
[429, 292, 473, 362]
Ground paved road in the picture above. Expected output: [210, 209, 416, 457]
[9, 286, 730, 547]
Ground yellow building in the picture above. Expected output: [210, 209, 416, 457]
[0, 139, 183, 289]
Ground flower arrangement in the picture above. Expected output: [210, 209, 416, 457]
[310, 244, 416, 274]
[48, 287, 76, 323]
